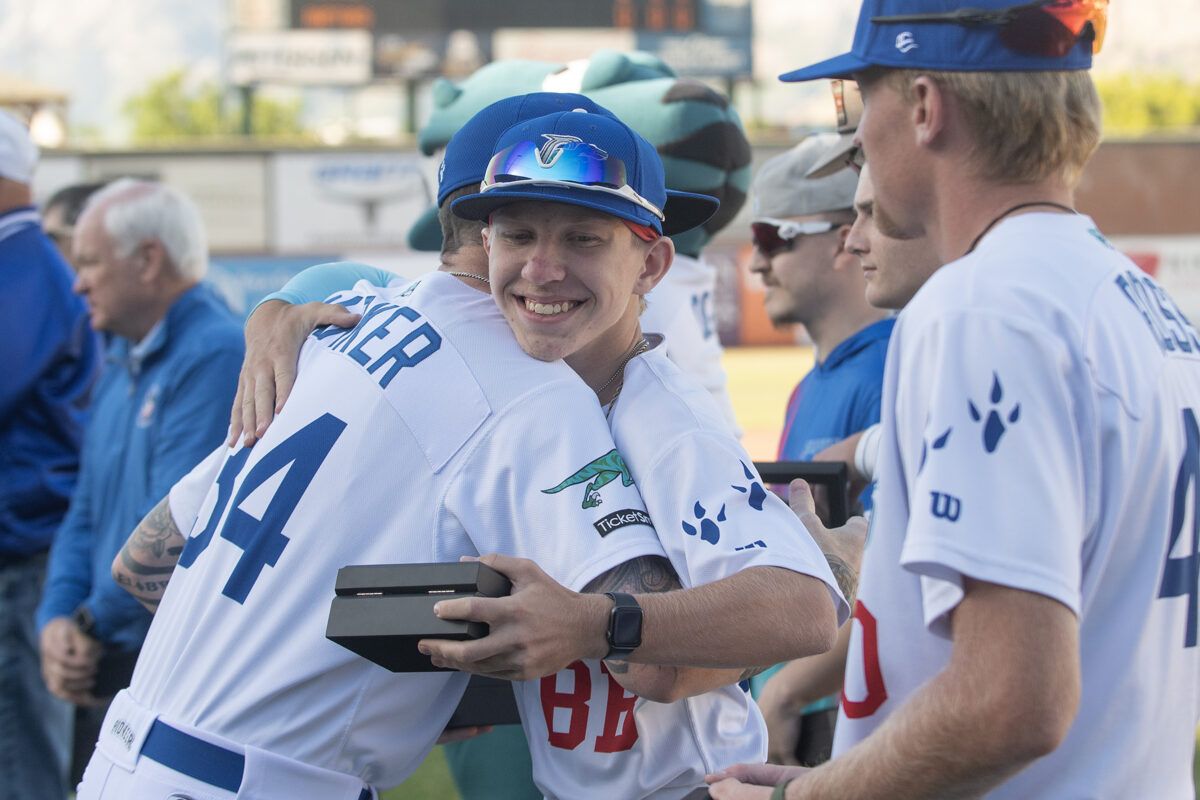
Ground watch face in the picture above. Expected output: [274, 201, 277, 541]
[610, 605, 643, 650]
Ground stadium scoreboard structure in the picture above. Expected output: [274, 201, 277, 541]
[289, 0, 753, 78]
[294, 0, 704, 31]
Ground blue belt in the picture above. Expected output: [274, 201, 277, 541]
[141, 719, 372, 799]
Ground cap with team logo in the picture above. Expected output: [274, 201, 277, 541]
[410, 93, 617, 249]
[780, 0, 1100, 83]
[452, 110, 719, 236]
[434, 92, 618, 208]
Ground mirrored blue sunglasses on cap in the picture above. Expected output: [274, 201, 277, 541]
[481, 136, 665, 221]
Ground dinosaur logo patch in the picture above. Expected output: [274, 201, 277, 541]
[543, 449, 634, 509]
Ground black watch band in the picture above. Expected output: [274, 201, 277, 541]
[603, 591, 642, 659]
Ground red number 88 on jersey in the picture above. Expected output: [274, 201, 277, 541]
[540, 660, 640, 752]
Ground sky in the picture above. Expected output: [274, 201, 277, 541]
[2, 0, 1198, 144]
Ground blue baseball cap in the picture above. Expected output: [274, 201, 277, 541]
[780, 0, 1095, 83]
[435, 92, 618, 207]
[452, 110, 719, 236]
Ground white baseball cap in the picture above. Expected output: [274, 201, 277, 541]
[0, 110, 38, 184]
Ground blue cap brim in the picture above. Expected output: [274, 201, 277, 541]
[452, 185, 720, 237]
[663, 189, 720, 236]
[780, 52, 869, 83]
[452, 185, 664, 234]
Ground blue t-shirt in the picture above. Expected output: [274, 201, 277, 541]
[778, 318, 894, 511]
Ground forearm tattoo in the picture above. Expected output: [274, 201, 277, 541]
[582, 555, 679, 596]
[583, 556, 680, 673]
[826, 554, 858, 608]
[115, 499, 184, 610]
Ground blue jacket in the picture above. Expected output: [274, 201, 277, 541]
[779, 318, 895, 511]
[37, 283, 243, 648]
[0, 206, 99, 559]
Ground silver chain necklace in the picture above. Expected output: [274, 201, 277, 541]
[446, 271, 490, 284]
[597, 336, 650, 397]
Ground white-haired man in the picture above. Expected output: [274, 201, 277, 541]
[37, 180, 242, 726]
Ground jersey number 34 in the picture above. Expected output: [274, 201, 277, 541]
[177, 413, 347, 603]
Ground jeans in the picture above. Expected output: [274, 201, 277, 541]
[0, 554, 72, 799]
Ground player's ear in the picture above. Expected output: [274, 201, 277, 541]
[481, 225, 492, 255]
[634, 235, 673, 295]
[911, 75, 947, 149]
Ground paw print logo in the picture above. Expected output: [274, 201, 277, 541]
[968, 373, 1020, 454]
[918, 427, 952, 474]
[682, 501, 725, 545]
[731, 461, 767, 511]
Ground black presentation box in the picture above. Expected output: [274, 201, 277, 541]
[326, 562, 511, 673]
[446, 674, 522, 729]
[753, 461, 851, 527]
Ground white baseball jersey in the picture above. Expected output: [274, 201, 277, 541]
[642, 253, 741, 436]
[517, 344, 848, 800]
[126, 272, 665, 791]
[835, 214, 1200, 798]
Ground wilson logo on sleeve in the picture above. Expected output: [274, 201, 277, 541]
[929, 491, 962, 522]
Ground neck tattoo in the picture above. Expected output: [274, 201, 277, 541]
[446, 271, 490, 285]
[965, 201, 1076, 256]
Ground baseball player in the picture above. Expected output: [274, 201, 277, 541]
[224, 106, 849, 798]
[448, 109, 848, 799]
[711, 1, 1200, 798]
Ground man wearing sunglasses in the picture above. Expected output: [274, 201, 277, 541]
[749, 135, 891, 508]
[711, 1, 1200, 799]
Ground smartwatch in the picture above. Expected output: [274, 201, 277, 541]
[603, 592, 642, 659]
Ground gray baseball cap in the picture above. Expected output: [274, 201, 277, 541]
[751, 133, 858, 221]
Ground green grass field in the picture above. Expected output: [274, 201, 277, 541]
[383, 747, 456, 799]
[382, 347, 1200, 798]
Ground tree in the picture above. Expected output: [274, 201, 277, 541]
[1094, 73, 1200, 136]
[124, 69, 308, 142]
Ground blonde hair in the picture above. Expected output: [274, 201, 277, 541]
[883, 69, 1102, 187]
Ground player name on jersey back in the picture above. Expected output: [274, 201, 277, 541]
[312, 294, 443, 389]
